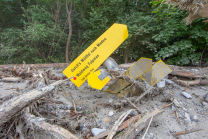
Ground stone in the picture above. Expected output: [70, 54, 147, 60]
[182, 92, 192, 99]
[184, 113, 191, 124]
[95, 94, 102, 98]
[165, 79, 175, 84]
[103, 118, 110, 122]
[157, 79, 165, 88]
[109, 111, 114, 116]
[203, 93, 208, 102]
[91, 128, 106, 136]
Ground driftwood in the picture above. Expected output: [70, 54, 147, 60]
[174, 79, 208, 86]
[172, 129, 202, 137]
[0, 78, 69, 126]
[170, 70, 204, 78]
[0, 63, 69, 69]
[107, 109, 135, 139]
[122, 108, 164, 139]
[24, 108, 77, 139]
[2, 77, 22, 82]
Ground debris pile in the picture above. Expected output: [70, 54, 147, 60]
[0, 62, 208, 139]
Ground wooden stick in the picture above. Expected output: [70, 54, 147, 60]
[123, 96, 142, 114]
[141, 116, 153, 139]
[107, 109, 135, 139]
[135, 86, 154, 103]
[0, 78, 70, 126]
[92, 114, 141, 139]
[122, 108, 164, 139]
[172, 129, 202, 137]
[24, 108, 77, 139]
[175, 109, 180, 124]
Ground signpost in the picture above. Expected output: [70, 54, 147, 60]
[63, 23, 129, 87]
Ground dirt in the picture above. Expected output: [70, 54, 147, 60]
[0, 66, 208, 139]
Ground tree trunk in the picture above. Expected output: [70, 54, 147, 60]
[124, 49, 129, 63]
[65, 0, 72, 63]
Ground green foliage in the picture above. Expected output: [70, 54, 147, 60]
[1, 0, 208, 66]
[150, 0, 208, 66]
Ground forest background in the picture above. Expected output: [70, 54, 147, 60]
[0, 0, 208, 66]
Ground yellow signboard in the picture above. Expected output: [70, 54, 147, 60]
[88, 69, 110, 90]
[63, 23, 128, 87]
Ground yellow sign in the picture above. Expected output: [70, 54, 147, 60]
[105, 57, 152, 94]
[63, 23, 128, 87]
[88, 70, 110, 90]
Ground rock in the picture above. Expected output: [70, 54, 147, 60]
[131, 110, 139, 116]
[182, 92, 192, 99]
[76, 106, 82, 111]
[157, 79, 165, 88]
[109, 111, 114, 116]
[2, 77, 22, 82]
[203, 93, 208, 102]
[192, 115, 199, 122]
[149, 133, 154, 138]
[75, 125, 83, 131]
[103, 118, 110, 122]
[184, 113, 191, 124]
[165, 79, 175, 84]
[95, 94, 102, 98]
[202, 101, 208, 107]
[91, 128, 106, 136]
[200, 87, 207, 90]
[193, 115, 198, 120]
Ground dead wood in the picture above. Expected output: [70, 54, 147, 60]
[92, 114, 141, 139]
[0, 78, 69, 126]
[135, 86, 154, 104]
[170, 70, 204, 78]
[107, 109, 135, 139]
[174, 79, 200, 86]
[0, 63, 69, 69]
[172, 129, 202, 137]
[2, 77, 22, 82]
[123, 96, 142, 114]
[122, 108, 164, 139]
[141, 116, 153, 139]
[23, 108, 77, 139]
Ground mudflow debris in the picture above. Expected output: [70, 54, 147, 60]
[0, 60, 208, 139]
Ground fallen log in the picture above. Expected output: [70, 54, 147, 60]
[0, 63, 69, 69]
[173, 79, 208, 86]
[170, 70, 204, 78]
[122, 108, 164, 139]
[92, 114, 141, 139]
[174, 79, 201, 86]
[2, 77, 22, 82]
[0, 78, 69, 126]
[24, 108, 77, 139]
[107, 109, 135, 139]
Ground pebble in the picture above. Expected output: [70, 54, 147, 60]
[95, 94, 102, 98]
[203, 93, 208, 102]
[91, 128, 106, 136]
[202, 101, 208, 107]
[182, 92, 192, 99]
[184, 113, 191, 124]
[164, 79, 175, 84]
[200, 87, 207, 90]
[109, 111, 114, 116]
[157, 79, 165, 88]
[103, 118, 110, 122]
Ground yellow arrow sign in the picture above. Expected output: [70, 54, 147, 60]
[88, 69, 110, 90]
[63, 23, 128, 87]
